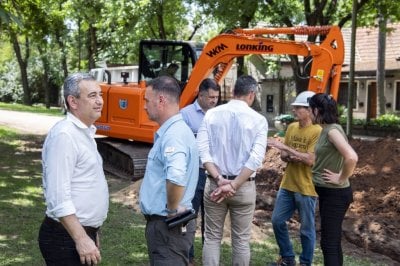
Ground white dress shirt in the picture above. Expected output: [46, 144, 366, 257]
[42, 113, 109, 228]
[197, 99, 268, 176]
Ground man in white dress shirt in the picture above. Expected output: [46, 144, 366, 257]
[38, 73, 109, 266]
[197, 75, 268, 265]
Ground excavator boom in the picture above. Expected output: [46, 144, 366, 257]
[180, 25, 344, 107]
[94, 25, 345, 180]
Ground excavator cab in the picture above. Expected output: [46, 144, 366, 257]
[95, 40, 200, 179]
[139, 40, 199, 88]
[96, 40, 199, 142]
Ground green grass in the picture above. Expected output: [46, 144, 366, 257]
[0, 125, 389, 265]
[0, 102, 63, 116]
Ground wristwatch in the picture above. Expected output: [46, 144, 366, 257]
[165, 208, 178, 215]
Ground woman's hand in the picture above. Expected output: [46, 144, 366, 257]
[322, 168, 345, 185]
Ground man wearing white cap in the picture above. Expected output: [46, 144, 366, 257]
[268, 91, 321, 266]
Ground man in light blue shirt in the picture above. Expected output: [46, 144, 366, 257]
[197, 75, 268, 265]
[139, 76, 199, 266]
[180, 78, 219, 265]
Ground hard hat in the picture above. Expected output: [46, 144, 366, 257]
[291, 91, 315, 107]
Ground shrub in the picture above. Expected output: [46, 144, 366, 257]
[340, 113, 400, 128]
[373, 114, 400, 128]
[0, 61, 23, 103]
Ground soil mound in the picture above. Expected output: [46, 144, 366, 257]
[255, 137, 400, 263]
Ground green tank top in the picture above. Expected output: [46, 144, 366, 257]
[312, 124, 350, 188]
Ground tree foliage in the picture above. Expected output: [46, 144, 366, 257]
[1, 0, 400, 106]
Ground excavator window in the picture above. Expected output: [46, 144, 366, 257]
[138, 40, 198, 87]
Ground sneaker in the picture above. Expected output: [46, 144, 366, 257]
[268, 256, 296, 266]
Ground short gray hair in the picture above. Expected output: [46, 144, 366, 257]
[233, 75, 258, 97]
[63, 73, 95, 110]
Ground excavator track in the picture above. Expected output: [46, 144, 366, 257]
[96, 138, 152, 181]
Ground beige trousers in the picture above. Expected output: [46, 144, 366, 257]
[202, 178, 256, 266]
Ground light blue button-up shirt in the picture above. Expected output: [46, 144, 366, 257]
[139, 113, 199, 216]
[197, 99, 268, 176]
[180, 100, 205, 135]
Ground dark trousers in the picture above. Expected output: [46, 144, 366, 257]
[315, 186, 353, 266]
[145, 217, 195, 266]
[38, 217, 98, 266]
[189, 168, 206, 261]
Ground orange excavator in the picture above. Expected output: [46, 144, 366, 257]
[95, 25, 344, 179]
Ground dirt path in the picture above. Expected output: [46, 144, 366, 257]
[0, 110, 62, 135]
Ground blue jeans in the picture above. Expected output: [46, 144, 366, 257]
[315, 186, 353, 266]
[271, 188, 317, 265]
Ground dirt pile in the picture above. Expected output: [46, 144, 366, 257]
[254, 137, 400, 263]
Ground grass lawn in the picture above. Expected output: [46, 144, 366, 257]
[0, 102, 63, 116]
[0, 122, 383, 265]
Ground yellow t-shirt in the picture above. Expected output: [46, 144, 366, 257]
[280, 122, 321, 196]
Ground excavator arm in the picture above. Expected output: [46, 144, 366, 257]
[180, 25, 344, 108]
[95, 25, 344, 180]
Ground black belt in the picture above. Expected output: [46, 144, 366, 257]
[143, 214, 166, 222]
[44, 216, 99, 235]
[208, 174, 255, 182]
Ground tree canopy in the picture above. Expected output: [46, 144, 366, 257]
[0, 0, 399, 106]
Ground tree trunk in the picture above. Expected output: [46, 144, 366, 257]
[346, 0, 358, 138]
[78, 17, 82, 71]
[38, 45, 51, 108]
[88, 24, 97, 70]
[376, 14, 387, 116]
[10, 29, 31, 105]
[55, 29, 68, 79]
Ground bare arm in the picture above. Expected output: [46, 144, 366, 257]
[268, 137, 316, 166]
[323, 128, 358, 185]
[60, 214, 101, 265]
[166, 180, 186, 215]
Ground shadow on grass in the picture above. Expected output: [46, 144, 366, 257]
[0, 128, 383, 266]
[0, 131, 47, 265]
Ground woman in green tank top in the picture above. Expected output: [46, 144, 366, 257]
[308, 93, 358, 266]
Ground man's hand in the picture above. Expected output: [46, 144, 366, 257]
[166, 205, 187, 218]
[59, 215, 101, 265]
[75, 235, 101, 265]
[210, 182, 236, 203]
[267, 137, 284, 149]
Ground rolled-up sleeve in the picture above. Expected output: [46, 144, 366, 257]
[43, 132, 77, 218]
[244, 118, 268, 171]
[197, 120, 213, 165]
